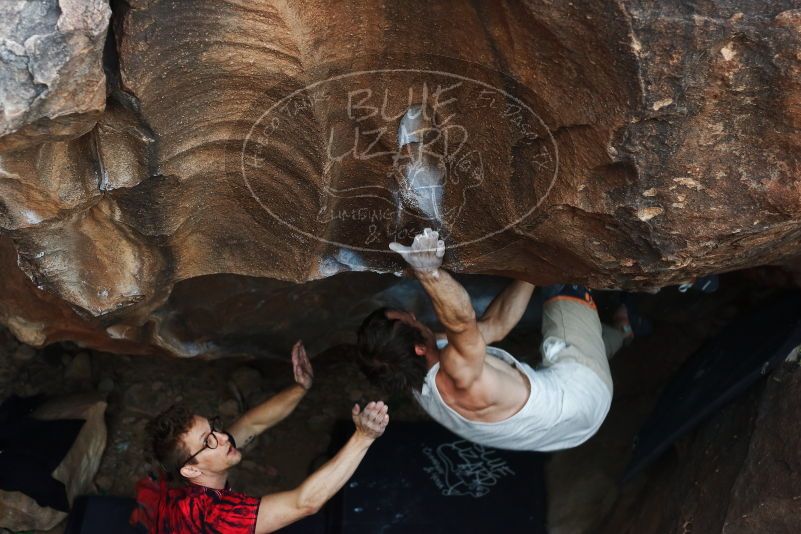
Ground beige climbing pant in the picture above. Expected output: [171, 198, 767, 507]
[541, 296, 618, 393]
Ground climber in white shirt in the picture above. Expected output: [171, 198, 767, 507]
[356, 228, 627, 451]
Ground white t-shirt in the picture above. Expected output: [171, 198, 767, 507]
[413, 339, 612, 451]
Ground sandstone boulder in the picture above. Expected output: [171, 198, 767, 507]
[599, 364, 801, 533]
[0, 0, 110, 151]
[0, 393, 107, 531]
[0, 1, 799, 355]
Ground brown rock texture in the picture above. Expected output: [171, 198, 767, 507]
[0, 1, 800, 354]
[0, 0, 110, 151]
[599, 364, 801, 534]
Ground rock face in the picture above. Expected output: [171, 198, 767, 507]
[0, 394, 107, 531]
[599, 364, 801, 534]
[1, 0, 800, 355]
[0, 0, 110, 151]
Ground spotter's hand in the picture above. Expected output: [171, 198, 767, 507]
[352, 401, 389, 440]
[291, 340, 313, 390]
[389, 228, 445, 273]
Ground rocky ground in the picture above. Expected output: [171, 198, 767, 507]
[0, 334, 414, 501]
[1, 272, 798, 533]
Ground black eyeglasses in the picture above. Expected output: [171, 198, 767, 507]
[179, 416, 221, 471]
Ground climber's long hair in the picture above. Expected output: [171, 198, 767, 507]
[356, 307, 428, 394]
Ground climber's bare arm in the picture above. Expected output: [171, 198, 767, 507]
[390, 229, 486, 389]
[434, 279, 534, 344]
[478, 280, 535, 344]
[228, 341, 313, 447]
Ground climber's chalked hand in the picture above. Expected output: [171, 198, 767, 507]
[389, 228, 445, 273]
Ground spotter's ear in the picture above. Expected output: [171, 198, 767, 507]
[179, 463, 202, 480]
[414, 344, 427, 357]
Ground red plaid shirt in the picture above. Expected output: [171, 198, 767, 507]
[131, 475, 259, 533]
